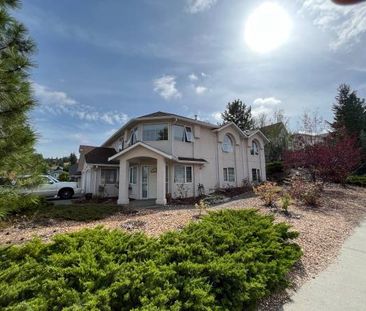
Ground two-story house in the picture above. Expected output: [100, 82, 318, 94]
[79, 112, 268, 205]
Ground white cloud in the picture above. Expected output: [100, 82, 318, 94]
[300, 0, 366, 50]
[211, 112, 222, 123]
[195, 85, 207, 95]
[188, 73, 198, 81]
[33, 82, 129, 125]
[252, 97, 281, 117]
[186, 0, 218, 14]
[153, 75, 182, 100]
[201, 72, 207, 77]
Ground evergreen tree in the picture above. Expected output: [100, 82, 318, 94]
[0, 0, 43, 184]
[69, 152, 77, 165]
[332, 84, 366, 137]
[221, 99, 254, 131]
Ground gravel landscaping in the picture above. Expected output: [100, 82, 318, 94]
[1, 184, 366, 310]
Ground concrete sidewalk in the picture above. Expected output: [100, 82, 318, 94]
[283, 219, 366, 311]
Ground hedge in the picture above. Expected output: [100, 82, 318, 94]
[346, 175, 366, 187]
[0, 209, 302, 310]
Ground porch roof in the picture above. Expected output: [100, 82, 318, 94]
[85, 147, 119, 165]
[108, 142, 176, 162]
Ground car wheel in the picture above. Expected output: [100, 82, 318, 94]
[59, 188, 74, 200]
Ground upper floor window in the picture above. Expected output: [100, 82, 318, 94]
[117, 139, 124, 151]
[251, 140, 259, 155]
[143, 124, 168, 141]
[222, 134, 234, 153]
[173, 125, 193, 142]
[127, 128, 138, 146]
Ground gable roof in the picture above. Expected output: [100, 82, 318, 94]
[85, 147, 119, 165]
[108, 141, 175, 161]
[260, 122, 287, 135]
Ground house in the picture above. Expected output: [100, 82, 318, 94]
[48, 166, 64, 179]
[79, 111, 268, 205]
[290, 132, 329, 150]
[260, 122, 289, 162]
[68, 163, 81, 185]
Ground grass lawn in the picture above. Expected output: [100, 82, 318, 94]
[32, 203, 124, 222]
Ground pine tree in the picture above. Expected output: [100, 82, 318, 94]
[221, 99, 254, 131]
[0, 0, 44, 183]
[332, 84, 366, 137]
[69, 152, 77, 165]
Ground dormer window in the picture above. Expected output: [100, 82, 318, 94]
[222, 134, 233, 153]
[251, 141, 259, 155]
[173, 125, 193, 142]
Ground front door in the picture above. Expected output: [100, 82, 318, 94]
[141, 165, 157, 199]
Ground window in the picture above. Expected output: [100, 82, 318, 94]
[222, 134, 234, 152]
[223, 167, 235, 182]
[101, 169, 117, 184]
[143, 124, 168, 141]
[129, 166, 137, 184]
[117, 139, 124, 151]
[127, 128, 138, 146]
[252, 168, 261, 182]
[174, 165, 192, 183]
[251, 141, 259, 155]
[173, 125, 193, 142]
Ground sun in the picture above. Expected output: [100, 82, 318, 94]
[244, 2, 292, 53]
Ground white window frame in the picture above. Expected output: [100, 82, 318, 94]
[222, 134, 234, 153]
[223, 167, 235, 182]
[174, 165, 193, 183]
[251, 141, 259, 155]
[129, 166, 137, 184]
[173, 125, 193, 143]
[252, 168, 261, 182]
[101, 168, 118, 184]
[142, 124, 168, 141]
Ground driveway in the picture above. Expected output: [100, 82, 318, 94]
[283, 219, 366, 311]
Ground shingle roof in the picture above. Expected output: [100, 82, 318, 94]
[178, 157, 207, 163]
[260, 122, 287, 135]
[84, 147, 119, 165]
[137, 111, 173, 119]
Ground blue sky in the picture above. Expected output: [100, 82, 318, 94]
[14, 0, 366, 157]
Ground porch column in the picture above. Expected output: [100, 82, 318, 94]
[117, 158, 129, 205]
[156, 157, 167, 205]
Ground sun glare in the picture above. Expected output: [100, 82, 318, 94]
[245, 2, 292, 53]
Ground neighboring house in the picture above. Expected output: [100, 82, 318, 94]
[68, 163, 81, 185]
[79, 111, 268, 205]
[260, 122, 289, 162]
[48, 166, 64, 179]
[290, 132, 328, 150]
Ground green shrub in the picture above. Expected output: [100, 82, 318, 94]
[266, 161, 284, 175]
[0, 210, 301, 310]
[346, 175, 366, 187]
[0, 189, 44, 220]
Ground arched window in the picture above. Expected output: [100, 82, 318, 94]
[251, 140, 259, 155]
[222, 134, 234, 153]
